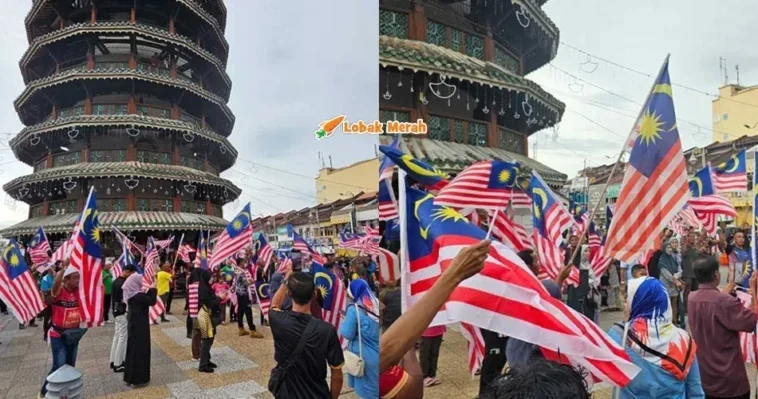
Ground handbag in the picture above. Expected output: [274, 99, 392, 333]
[343, 304, 365, 377]
[269, 317, 318, 395]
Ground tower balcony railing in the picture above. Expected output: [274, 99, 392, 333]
[21, 21, 232, 91]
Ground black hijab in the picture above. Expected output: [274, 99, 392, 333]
[197, 269, 217, 309]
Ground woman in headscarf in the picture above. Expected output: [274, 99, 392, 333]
[608, 277, 704, 398]
[197, 269, 224, 373]
[658, 239, 683, 325]
[339, 279, 379, 399]
[579, 245, 601, 324]
[122, 273, 158, 387]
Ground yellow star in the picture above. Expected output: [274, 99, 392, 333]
[431, 206, 467, 224]
[637, 109, 665, 146]
[498, 169, 511, 184]
[233, 219, 243, 230]
[9, 254, 19, 267]
[317, 284, 328, 299]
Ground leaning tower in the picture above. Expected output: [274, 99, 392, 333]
[2, 0, 239, 248]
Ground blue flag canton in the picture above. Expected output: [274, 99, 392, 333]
[628, 63, 681, 178]
[255, 281, 271, 299]
[379, 145, 449, 186]
[197, 234, 209, 269]
[30, 227, 45, 248]
[715, 149, 746, 175]
[378, 179, 393, 202]
[405, 187, 485, 261]
[688, 166, 716, 198]
[312, 263, 338, 310]
[79, 195, 102, 258]
[3, 239, 29, 280]
[487, 161, 519, 190]
[530, 174, 559, 238]
[379, 136, 400, 177]
[227, 204, 251, 238]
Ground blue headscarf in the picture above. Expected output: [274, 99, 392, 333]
[348, 279, 379, 323]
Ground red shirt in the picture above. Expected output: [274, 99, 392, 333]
[379, 365, 408, 398]
[50, 287, 80, 337]
[688, 282, 757, 397]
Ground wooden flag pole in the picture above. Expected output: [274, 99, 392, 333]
[170, 233, 184, 270]
[565, 54, 671, 268]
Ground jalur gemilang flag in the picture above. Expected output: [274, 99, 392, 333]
[0, 238, 47, 324]
[209, 203, 253, 270]
[402, 187, 639, 386]
[28, 226, 52, 266]
[605, 56, 690, 262]
[70, 187, 105, 327]
[713, 149, 748, 193]
[434, 160, 520, 210]
[687, 165, 737, 235]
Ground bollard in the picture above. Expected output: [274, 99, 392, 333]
[45, 364, 84, 399]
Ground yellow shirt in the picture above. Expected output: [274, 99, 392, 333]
[157, 271, 172, 296]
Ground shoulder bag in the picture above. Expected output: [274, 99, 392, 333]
[343, 304, 365, 377]
[268, 317, 318, 395]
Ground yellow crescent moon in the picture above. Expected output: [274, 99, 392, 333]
[258, 283, 270, 297]
[314, 272, 333, 289]
[725, 155, 740, 173]
[400, 155, 447, 180]
[533, 188, 549, 211]
[690, 177, 703, 196]
[3, 245, 12, 259]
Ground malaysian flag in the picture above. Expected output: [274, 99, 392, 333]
[736, 290, 758, 363]
[460, 322, 485, 377]
[28, 226, 51, 266]
[713, 149, 748, 193]
[142, 237, 160, 287]
[70, 188, 104, 327]
[402, 186, 639, 386]
[209, 203, 253, 270]
[313, 262, 347, 336]
[378, 145, 449, 192]
[363, 225, 379, 236]
[531, 172, 578, 286]
[376, 247, 399, 284]
[148, 295, 166, 324]
[380, 136, 399, 182]
[379, 181, 399, 221]
[197, 233, 209, 270]
[605, 57, 690, 262]
[177, 244, 194, 263]
[253, 234, 274, 272]
[153, 236, 175, 250]
[489, 209, 531, 252]
[434, 160, 520, 210]
[0, 239, 46, 324]
[509, 176, 533, 209]
[254, 281, 272, 319]
[339, 228, 380, 255]
[588, 221, 602, 249]
[288, 226, 326, 265]
[688, 165, 737, 235]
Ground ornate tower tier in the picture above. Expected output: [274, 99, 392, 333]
[378, 0, 567, 188]
[1, 0, 238, 242]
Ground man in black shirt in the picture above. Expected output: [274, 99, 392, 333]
[269, 269, 344, 399]
[109, 264, 136, 372]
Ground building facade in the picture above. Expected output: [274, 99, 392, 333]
[712, 84, 758, 142]
[1, 0, 238, 246]
[316, 158, 380, 204]
[378, 0, 567, 190]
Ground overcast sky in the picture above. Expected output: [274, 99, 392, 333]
[1, 0, 757, 229]
[0, 0, 378, 229]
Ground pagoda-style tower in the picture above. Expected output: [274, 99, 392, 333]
[1, 0, 239, 246]
[378, 0, 567, 189]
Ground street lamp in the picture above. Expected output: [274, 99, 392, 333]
[744, 123, 758, 129]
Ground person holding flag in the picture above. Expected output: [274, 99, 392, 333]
[109, 264, 137, 373]
[41, 261, 87, 397]
[122, 272, 159, 387]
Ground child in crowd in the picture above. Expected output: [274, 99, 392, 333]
[212, 272, 230, 325]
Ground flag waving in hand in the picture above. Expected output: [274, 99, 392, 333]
[403, 186, 639, 386]
[605, 57, 690, 262]
[378, 145, 449, 191]
[688, 165, 737, 234]
[531, 171, 577, 286]
[713, 149, 747, 193]
[209, 204, 253, 270]
[0, 239, 46, 324]
[434, 160, 520, 210]
[28, 226, 51, 266]
[70, 187, 104, 327]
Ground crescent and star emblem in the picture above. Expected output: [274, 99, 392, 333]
[725, 155, 740, 173]
[532, 187, 549, 219]
[414, 194, 435, 239]
[400, 155, 448, 180]
[257, 283, 270, 298]
[689, 177, 703, 197]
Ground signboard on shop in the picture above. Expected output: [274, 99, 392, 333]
[587, 184, 606, 212]
[571, 177, 589, 191]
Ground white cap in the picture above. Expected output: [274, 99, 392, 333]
[63, 265, 78, 277]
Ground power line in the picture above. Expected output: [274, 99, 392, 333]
[559, 41, 758, 111]
[236, 158, 376, 192]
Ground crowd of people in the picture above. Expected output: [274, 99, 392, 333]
[377, 224, 758, 399]
[0, 242, 383, 399]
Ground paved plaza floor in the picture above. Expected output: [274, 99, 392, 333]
[0, 298, 357, 399]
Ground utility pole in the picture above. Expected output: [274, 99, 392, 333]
[720, 57, 729, 85]
[736, 64, 740, 85]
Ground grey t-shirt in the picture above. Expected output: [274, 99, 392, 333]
[270, 272, 292, 310]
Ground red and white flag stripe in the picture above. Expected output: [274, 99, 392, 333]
[0, 261, 46, 324]
[407, 237, 639, 386]
[460, 322, 485, 377]
[489, 210, 531, 252]
[376, 247, 400, 283]
[149, 295, 166, 324]
[713, 173, 748, 193]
